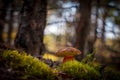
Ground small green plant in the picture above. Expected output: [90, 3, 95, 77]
[81, 49, 97, 64]
[81, 49, 103, 71]
[1, 50, 56, 80]
[58, 60, 101, 80]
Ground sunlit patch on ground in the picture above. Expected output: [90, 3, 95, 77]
[43, 53, 63, 62]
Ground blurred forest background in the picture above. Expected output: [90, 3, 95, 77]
[0, 0, 120, 69]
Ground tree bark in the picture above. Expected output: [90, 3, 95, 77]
[15, 0, 47, 56]
[75, 0, 91, 60]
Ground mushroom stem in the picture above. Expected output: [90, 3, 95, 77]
[63, 56, 75, 63]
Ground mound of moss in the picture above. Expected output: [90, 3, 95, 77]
[1, 50, 56, 80]
[58, 60, 101, 80]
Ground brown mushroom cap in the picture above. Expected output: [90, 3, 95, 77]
[55, 47, 81, 57]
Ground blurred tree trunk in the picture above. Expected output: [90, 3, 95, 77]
[7, 1, 14, 45]
[15, 0, 47, 56]
[101, 9, 107, 45]
[0, 0, 8, 43]
[0, 0, 14, 44]
[75, 0, 91, 60]
[85, 0, 99, 54]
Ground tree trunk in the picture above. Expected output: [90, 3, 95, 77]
[0, 0, 8, 43]
[101, 9, 107, 44]
[75, 0, 91, 60]
[7, 1, 14, 45]
[85, 0, 99, 54]
[15, 0, 47, 56]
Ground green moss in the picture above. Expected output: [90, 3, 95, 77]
[58, 60, 101, 80]
[81, 50, 102, 71]
[1, 50, 56, 80]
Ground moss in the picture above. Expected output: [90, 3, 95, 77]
[1, 50, 56, 80]
[81, 50, 103, 72]
[58, 60, 101, 80]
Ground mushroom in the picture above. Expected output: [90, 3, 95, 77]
[55, 47, 81, 63]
